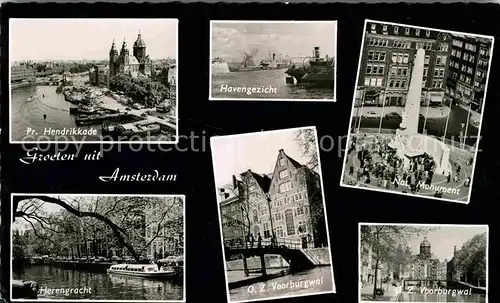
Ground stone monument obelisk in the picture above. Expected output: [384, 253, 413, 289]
[388, 48, 451, 175]
[400, 48, 425, 136]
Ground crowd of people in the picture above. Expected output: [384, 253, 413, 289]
[345, 134, 469, 196]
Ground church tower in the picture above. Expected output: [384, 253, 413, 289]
[109, 39, 118, 77]
[133, 30, 147, 62]
[420, 236, 431, 258]
[120, 39, 130, 67]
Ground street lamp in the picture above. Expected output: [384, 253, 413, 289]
[460, 123, 465, 148]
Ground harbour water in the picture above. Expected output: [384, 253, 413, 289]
[11, 85, 100, 141]
[229, 266, 334, 301]
[353, 104, 480, 147]
[13, 265, 183, 300]
[397, 292, 486, 302]
[211, 69, 335, 100]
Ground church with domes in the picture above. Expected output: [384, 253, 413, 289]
[402, 236, 447, 280]
[109, 31, 153, 78]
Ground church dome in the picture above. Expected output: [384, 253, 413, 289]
[134, 33, 146, 48]
[420, 236, 431, 248]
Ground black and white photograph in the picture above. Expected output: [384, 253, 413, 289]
[209, 21, 337, 101]
[341, 20, 495, 204]
[9, 18, 178, 144]
[10, 194, 185, 302]
[359, 223, 488, 303]
[211, 127, 336, 303]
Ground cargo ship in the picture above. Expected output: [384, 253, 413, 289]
[259, 52, 290, 70]
[228, 52, 261, 72]
[285, 47, 335, 88]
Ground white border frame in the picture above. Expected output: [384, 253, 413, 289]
[339, 19, 496, 205]
[208, 20, 338, 102]
[357, 222, 489, 303]
[210, 126, 337, 303]
[10, 193, 187, 303]
[8, 18, 180, 144]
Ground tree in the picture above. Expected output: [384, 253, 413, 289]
[108, 74, 170, 107]
[361, 224, 435, 300]
[454, 233, 486, 286]
[294, 128, 319, 171]
[12, 195, 184, 262]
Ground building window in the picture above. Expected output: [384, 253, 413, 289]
[279, 158, 285, 166]
[279, 181, 292, 193]
[423, 67, 428, 76]
[456, 50, 462, 58]
[465, 77, 472, 84]
[438, 43, 449, 52]
[425, 30, 430, 37]
[405, 27, 410, 35]
[263, 222, 270, 238]
[297, 221, 307, 234]
[422, 80, 427, 87]
[463, 53, 469, 61]
[279, 170, 288, 179]
[432, 80, 443, 88]
[465, 43, 477, 52]
[394, 26, 399, 34]
[297, 206, 306, 216]
[382, 25, 388, 33]
[469, 55, 475, 63]
[433, 68, 445, 78]
[424, 55, 430, 65]
[367, 51, 386, 62]
[436, 55, 447, 65]
[366, 64, 385, 75]
[453, 39, 464, 48]
[467, 67, 473, 74]
[285, 209, 295, 236]
[415, 29, 420, 36]
[275, 212, 283, 221]
[253, 209, 258, 222]
[275, 226, 284, 238]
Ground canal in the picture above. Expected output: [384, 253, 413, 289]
[353, 104, 480, 147]
[212, 69, 335, 100]
[13, 265, 183, 300]
[229, 266, 334, 301]
[11, 85, 100, 141]
[397, 292, 486, 302]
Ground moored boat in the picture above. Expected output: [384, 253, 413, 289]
[107, 259, 182, 278]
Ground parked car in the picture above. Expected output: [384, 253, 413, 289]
[384, 112, 401, 120]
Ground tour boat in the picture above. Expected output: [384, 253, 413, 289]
[107, 263, 181, 278]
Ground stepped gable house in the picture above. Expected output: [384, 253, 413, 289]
[219, 149, 327, 249]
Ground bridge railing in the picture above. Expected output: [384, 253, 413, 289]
[223, 237, 302, 250]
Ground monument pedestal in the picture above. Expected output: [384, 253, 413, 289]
[388, 130, 452, 176]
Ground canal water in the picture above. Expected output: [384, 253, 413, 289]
[353, 104, 480, 147]
[211, 69, 335, 100]
[397, 292, 486, 302]
[13, 265, 183, 301]
[229, 266, 334, 301]
[11, 85, 100, 141]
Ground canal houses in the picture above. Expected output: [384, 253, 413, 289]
[218, 149, 327, 250]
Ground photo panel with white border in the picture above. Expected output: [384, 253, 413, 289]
[211, 126, 336, 303]
[9, 18, 179, 144]
[209, 21, 337, 102]
[340, 19, 495, 204]
[10, 193, 186, 302]
[359, 222, 488, 303]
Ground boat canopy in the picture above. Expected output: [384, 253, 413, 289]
[109, 264, 159, 272]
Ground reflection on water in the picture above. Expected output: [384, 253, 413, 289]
[398, 292, 486, 302]
[230, 266, 334, 302]
[13, 265, 183, 300]
[212, 69, 334, 100]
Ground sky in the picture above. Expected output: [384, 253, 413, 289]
[405, 225, 487, 262]
[211, 21, 337, 62]
[10, 18, 178, 61]
[211, 127, 317, 188]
